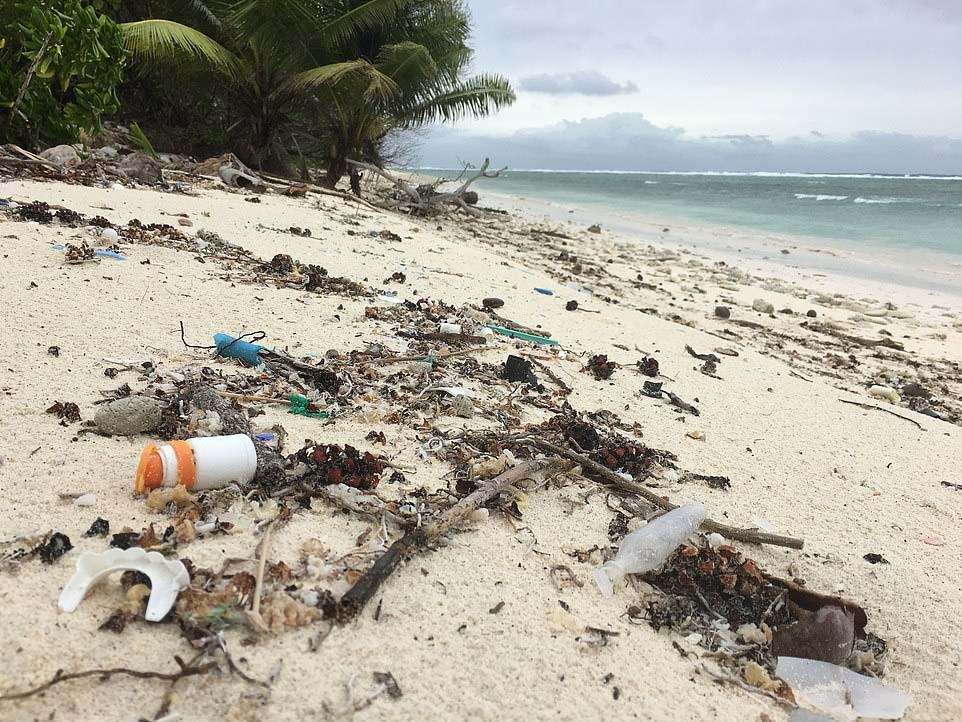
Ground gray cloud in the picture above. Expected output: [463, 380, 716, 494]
[519, 70, 638, 96]
[418, 113, 962, 174]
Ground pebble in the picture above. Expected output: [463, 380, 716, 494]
[74, 493, 97, 507]
[481, 297, 504, 309]
[178, 217, 193, 227]
[94, 396, 165, 435]
[714, 305, 731, 319]
[806, 309, 818, 318]
[752, 298, 775, 314]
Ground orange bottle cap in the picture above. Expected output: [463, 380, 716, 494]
[135, 442, 163, 494]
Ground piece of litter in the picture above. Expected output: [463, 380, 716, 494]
[59, 547, 190, 622]
[74, 493, 96, 507]
[776, 656, 912, 720]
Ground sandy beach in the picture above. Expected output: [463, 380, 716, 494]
[1, 174, 961, 722]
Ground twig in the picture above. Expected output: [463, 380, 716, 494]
[0, 659, 216, 701]
[698, 664, 797, 709]
[6, 32, 54, 132]
[789, 370, 813, 382]
[358, 346, 481, 366]
[337, 459, 563, 620]
[838, 398, 925, 431]
[216, 390, 290, 406]
[521, 438, 804, 550]
[247, 521, 275, 633]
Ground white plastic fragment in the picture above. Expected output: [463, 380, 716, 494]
[776, 656, 913, 720]
[73, 493, 97, 507]
[59, 547, 190, 622]
[593, 501, 706, 596]
[869, 385, 900, 403]
[438, 322, 463, 335]
[706, 532, 726, 548]
[100, 227, 119, 243]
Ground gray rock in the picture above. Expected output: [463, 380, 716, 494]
[714, 305, 731, 319]
[752, 298, 775, 314]
[94, 396, 164, 435]
[40, 144, 81, 167]
[118, 152, 163, 184]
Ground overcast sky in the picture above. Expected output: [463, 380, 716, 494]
[417, 1, 962, 172]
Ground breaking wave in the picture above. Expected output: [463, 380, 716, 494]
[794, 193, 849, 201]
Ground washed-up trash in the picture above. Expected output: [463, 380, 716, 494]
[135, 434, 257, 493]
[94, 396, 164, 435]
[869, 385, 900, 403]
[59, 547, 190, 622]
[503, 355, 537, 385]
[289, 394, 330, 418]
[776, 656, 912, 720]
[214, 332, 266, 366]
[439, 322, 463, 335]
[534, 287, 554, 295]
[594, 502, 706, 596]
[51, 244, 127, 261]
[101, 227, 119, 243]
[485, 324, 560, 346]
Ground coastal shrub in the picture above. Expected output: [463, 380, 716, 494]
[0, 0, 127, 147]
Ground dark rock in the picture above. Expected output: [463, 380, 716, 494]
[714, 306, 731, 319]
[482, 297, 504, 309]
[806, 309, 817, 318]
[566, 300, 578, 311]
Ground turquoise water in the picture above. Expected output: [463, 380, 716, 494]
[425, 170, 962, 255]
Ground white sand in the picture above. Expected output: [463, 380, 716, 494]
[1, 177, 960, 721]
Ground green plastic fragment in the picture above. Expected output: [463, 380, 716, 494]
[484, 324, 560, 346]
[289, 394, 330, 418]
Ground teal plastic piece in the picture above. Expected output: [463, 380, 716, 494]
[485, 324, 559, 346]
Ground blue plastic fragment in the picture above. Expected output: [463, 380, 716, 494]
[49, 244, 127, 260]
[255, 433, 275, 441]
[214, 333, 266, 367]
[534, 287, 554, 295]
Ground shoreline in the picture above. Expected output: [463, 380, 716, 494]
[1, 175, 961, 721]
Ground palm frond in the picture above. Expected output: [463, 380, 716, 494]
[318, 0, 411, 47]
[398, 73, 515, 126]
[285, 60, 400, 103]
[121, 20, 241, 78]
[375, 42, 437, 88]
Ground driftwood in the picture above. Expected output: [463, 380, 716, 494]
[337, 458, 563, 620]
[347, 157, 507, 217]
[522, 438, 805, 550]
[807, 322, 905, 351]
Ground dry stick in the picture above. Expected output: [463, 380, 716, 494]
[216, 390, 291, 405]
[838, 398, 926, 431]
[338, 459, 562, 620]
[358, 346, 481, 367]
[0, 659, 217, 702]
[525, 438, 804, 550]
[6, 32, 54, 131]
[247, 521, 275, 633]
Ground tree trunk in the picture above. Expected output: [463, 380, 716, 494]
[323, 154, 347, 189]
[349, 167, 363, 196]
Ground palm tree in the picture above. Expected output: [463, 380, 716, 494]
[119, 0, 514, 183]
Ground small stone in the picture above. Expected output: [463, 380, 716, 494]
[566, 300, 578, 311]
[901, 382, 930, 399]
[806, 309, 818, 318]
[178, 217, 193, 227]
[482, 297, 504, 309]
[101, 227, 119, 243]
[94, 396, 164, 435]
[587, 223, 601, 233]
[752, 298, 775, 314]
[714, 305, 731, 319]
[39, 144, 81, 167]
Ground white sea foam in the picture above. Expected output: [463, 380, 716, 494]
[794, 193, 849, 201]
[853, 197, 901, 204]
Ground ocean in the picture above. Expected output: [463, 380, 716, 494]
[421, 170, 962, 257]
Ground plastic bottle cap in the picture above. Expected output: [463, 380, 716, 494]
[135, 443, 163, 494]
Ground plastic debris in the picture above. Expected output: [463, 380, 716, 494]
[485, 324, 560, 346]
[135, 434, 257, 493]
[776, 656, 913, 720]
[74, 493, 97, 507]
[438, 322, 463, 335]
[214, 333, 267, 367]
[594, 501, 706, 596]
[290, 394, 331, 418]
[59, 547, 190, 622]
[534, 287, 554, 295]
[869, 385, 900, 403]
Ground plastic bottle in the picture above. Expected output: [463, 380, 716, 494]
[135, 434, 257, 494]
[214, 333, 266, 366]
[594, 501, 706, 596]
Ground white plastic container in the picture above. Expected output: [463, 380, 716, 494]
[135, 434, 257, 493]
[594, 501, 706, 596]
[439, 322, 463, 335]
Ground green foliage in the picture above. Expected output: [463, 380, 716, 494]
[127, 121, 157, 158]
[116, 0, 514, 181]
[0, 0, 127, 146]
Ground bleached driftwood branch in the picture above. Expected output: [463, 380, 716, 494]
[346, 157, 507, 217]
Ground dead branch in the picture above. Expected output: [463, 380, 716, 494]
[337, 458, 564, 620]
[6, 32, 53, 132]
[838, 398, 925, 431]
[0, 658, 216, 701]
[522, 438, 804, 550]
[347, 157, 507, 217]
